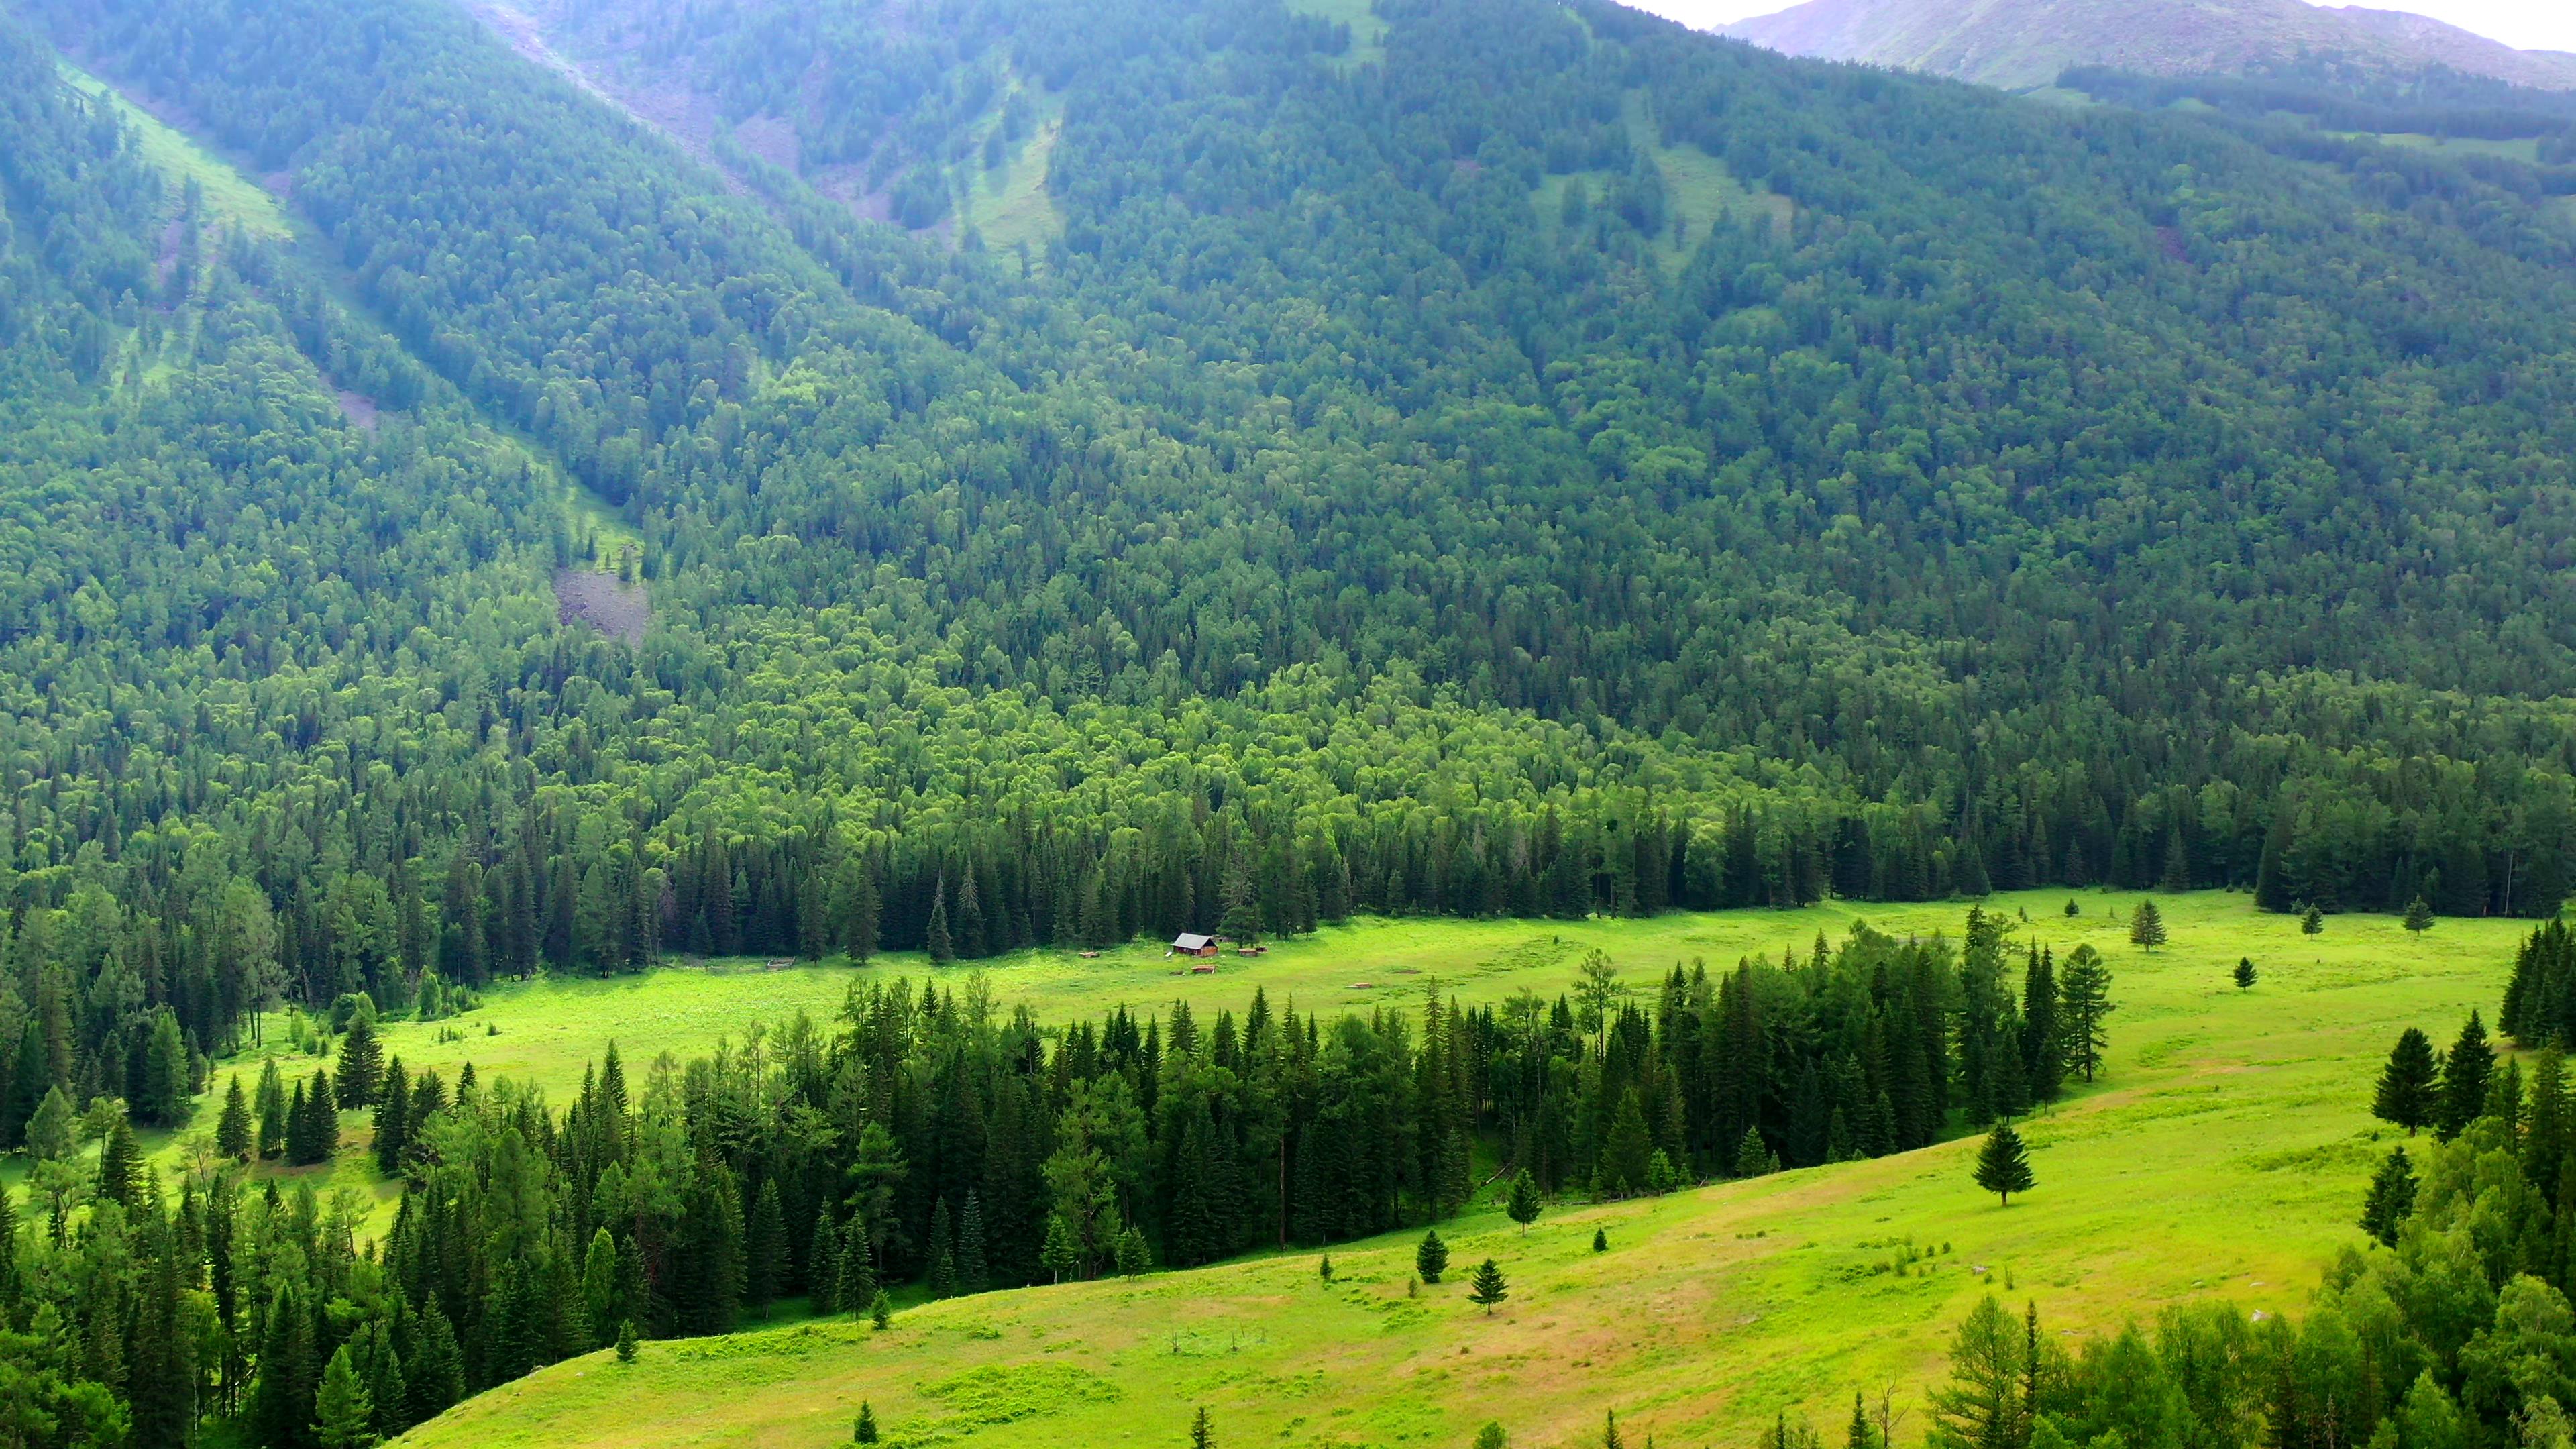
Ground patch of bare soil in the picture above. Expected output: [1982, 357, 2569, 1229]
[335, 389, 381, 430]
[553, 568, 649, 647]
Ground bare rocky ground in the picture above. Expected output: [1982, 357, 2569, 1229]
[553, 568, 649, 647]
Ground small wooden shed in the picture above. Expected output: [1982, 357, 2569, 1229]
[1171, 932, 1219, 958]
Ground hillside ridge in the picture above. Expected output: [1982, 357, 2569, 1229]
[1723, 0, 2576, 90]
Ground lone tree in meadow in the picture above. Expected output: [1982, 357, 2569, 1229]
[2302, 905, 2326, 936]
[2373, 1027, 2439, 1135]
[1190, 1405, 1215, 1449]
[2128, 899, 2167, 951]
[1468, 1258, 1509, 1314]
[2064, 898, 2080, 916]
[1416, 1230, 1449, 1284]
[1506, 1169, 1542, 1233]
[1593, 1228, 1609, 1254]
[1474, 1426, 1508, 1449]
[2404, 898, 2435, 936]
[1974, 1123, 2035, 1206]
[853, 1403, 879, 1444]
[2234, 957, 2257, 991]
[2359, 1146, 2418, 1248]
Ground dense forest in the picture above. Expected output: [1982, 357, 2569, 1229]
[0, 0, 2572, 1130]
[0, 910, 2096, 1444]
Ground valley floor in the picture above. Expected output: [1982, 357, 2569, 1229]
[363, 891, 2508, 1448]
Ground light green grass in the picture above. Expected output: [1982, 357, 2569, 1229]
[56, 60, 291, 239]
[1286, 0, 1387, 69]
[959, 87, 1067, 258]
[1536, 91, 1794, 273]
[391, 890, 2524, 1448]
[2363, 132, 2545, 163]
[561, 478, 644, 573]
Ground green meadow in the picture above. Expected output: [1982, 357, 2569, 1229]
[350, 890, 2522, 1448]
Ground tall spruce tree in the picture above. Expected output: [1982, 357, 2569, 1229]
[746, 1179, 787, 1317]
[1468, 1258, 1509, 1314]
[1417, 1229, 1450, 1285]
[2436, 1014, 2495, 1140]
[2057, 947, 2116, 1084]
[1974, 1124, 2035, 1205]
[2374, 1028, 2440, 1134]
[217, 1076, 254, 1159]
[2127, 899, 2167, 951]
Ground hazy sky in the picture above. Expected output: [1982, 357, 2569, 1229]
[1622, 0, 2576, 54]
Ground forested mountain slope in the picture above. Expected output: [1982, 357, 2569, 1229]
[1723, 0, 2576, 91]
[7, 0, 2576, 1142]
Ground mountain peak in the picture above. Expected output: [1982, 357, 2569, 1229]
[1723, 0, 2576, 90]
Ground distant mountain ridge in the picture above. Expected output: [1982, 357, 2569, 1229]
[1722, 0, 2576, 91]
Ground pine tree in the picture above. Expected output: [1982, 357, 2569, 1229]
[93, 1115, 144, 1208]
[745, 1179, 787, 1316]
[1593, 1228, 1609, 1253]
[1416, 1229, 1449, 1284]
[2375, 1027, 2440, 1135]
[2437, 1012, 2495, 1140]
[1506, 1169, 1542, 1233]
[928, 1196, 957, 1298]
[1599, 1090, 1655, 1194]
[1114, 1226, 1152, 1277]
[2057, 947, 2116, 1083]
[2302, 905, 2326, 936]
[256, 1058, 287, 1159]
[337, 1016, 383, 1108]
[1474, 1426, 1508, 1449]
[2127, 899, 2167, 951]
[2234, 958, 2257, 991]
[870, 1289, 892, 1330]
[2063, 898, 2079, 916]
[810, 1212, 843, 1313]
[374, 1060, 411, 1175]
[1973, 1124, 2035, 1206]
[317, 1342, 378, 1449]
[1847, 1392, 1874, 1449]
[2404, 898, 2435, 936]
[217, 1076, 254, 1159]
[854, 1403, 879, 1444]
[616, 1320, 638, 1363]
[1733, 1124, 1780, 1178]
[1318, 1254, 1334, 1285]
[1468, 1258, 1509, 1314]
[926, 878, 955, 964]
[1191, 1405, 1216, 1449]
[959, 1190, 989, 1293]
[2359, 1146, 2418, 1248]
[1605, 1410, 1625, 1449]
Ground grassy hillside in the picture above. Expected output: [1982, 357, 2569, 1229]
[386, 889, 2514, 1448]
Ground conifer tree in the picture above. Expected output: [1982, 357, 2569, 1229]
[810, 1213, 843, 1314]
[2234, 958, 2257, 991]
[926, 879, 954, 964]
[94, 1115, 144, 1208]
[2404, 898, 2435, 936]
[1475, 1426, 1507, 1449]
[959, 1190, 989, 1293]
[1191, 1405, 1216, 1449]
[1417, 1229, 1449, 1284]
[1318, 1253, 1334, 1285]
[1600, 1090, 1655, 1193]
[584, 1228, 621, 1344]
[1734, 1124, 1780, 1178]
[2374, 1027, 2439, 1134]
[928, 1196, 957, 1298]
[870, 1289, 892, 1330]
[256, 1058, 287, 1159]
[1593, 1228, 1608, 1253]
[1973, 1124, 2035, 1206]
[1468, 1258, 1509, 1314]
[2437, 1013, 2495, 1140]
[2127, 899, 2167, 951]
[1115, 1226, 1152, 1276]
[1506, 1169, 1542, 1233]
[2057, 947, 2116, 1083]
[374, 1061, 411, 1174]
[1605, 1410, 1624, 1449]
[217, 1076, 254, 1159]
[2021, 948, 2063, 1102]
[2359, 1146, 2418, 1248]
[2302, 906, 2326, 936]
[337, 1016, 383, 1108]
[317, 1342, 378, 1449]
[616, 1320, 638, 1363]
[1847, 1392, 1874, 1449]
[746, 1179, 786, 1316]
[854, 1403, 879, 1444]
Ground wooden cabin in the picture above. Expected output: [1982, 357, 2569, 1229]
[1171, 932, 1219, 957]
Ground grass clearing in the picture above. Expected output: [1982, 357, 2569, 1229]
[1536, 90, 1794, 273]
[57, 59, 292, 239]
[1287, 0, 1388, 69]
[959, 87, 1067, 258]
[384, 890, 2523, 1448]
